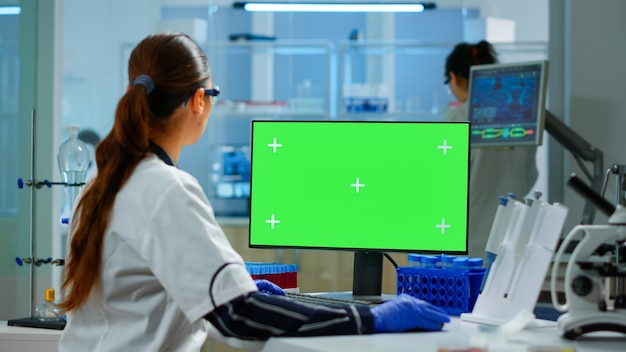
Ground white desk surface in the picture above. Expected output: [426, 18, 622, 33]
[3, 317, 625, 352]
[260, 317, 626, 352]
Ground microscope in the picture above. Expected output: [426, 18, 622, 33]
[550, 174, 626, 339]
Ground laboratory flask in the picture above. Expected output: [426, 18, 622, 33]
[57, 124, 90, 212]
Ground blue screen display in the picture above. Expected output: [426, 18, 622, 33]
[467, 61, 548, 148]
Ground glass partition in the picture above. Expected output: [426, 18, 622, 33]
[0, 3, 25, 320]
[1, 0, 59, 322]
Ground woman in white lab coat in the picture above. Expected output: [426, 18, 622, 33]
[58, 32, 449, 351]
[444, 40, 538, 259]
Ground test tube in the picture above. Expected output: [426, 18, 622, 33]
[408, 253, 422, 267]
[440, 254, 456, 270]
[422, 256, 438, 269]
[434, 254, 443, 268]
[289, 263, 298, 289]
[468, 257, 484, 271]
[452, 257, 469, 271]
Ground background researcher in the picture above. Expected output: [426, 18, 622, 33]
[444, 40, 539, 259]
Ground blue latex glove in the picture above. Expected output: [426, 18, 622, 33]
[254, 279, 285, 295]
[371, 294, 450, 332]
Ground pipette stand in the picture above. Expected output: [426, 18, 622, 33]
[461, 199, 569, 326]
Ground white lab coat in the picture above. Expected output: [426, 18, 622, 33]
[445, 102, 538, 259]
[59, 155, 257, 352]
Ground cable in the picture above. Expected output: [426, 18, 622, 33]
[383, 253, 398, 269]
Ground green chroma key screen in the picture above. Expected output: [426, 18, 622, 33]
[249, 120, 470, 254]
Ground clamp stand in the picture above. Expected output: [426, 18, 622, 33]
[8, 110, 76, 330]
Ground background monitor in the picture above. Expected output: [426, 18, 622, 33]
[467, 60, 549, 148]
[249, 120, 470, 299]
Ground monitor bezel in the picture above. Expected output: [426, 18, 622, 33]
[466, 60, 549, 148]
[247, 119, 470, 256]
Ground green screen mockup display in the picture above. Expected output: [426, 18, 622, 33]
[249, 121, 470, 254]
[249, 120, 470, 298]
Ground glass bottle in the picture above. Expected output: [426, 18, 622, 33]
[35, 288, 64, 322]
[57, 124, 90, 213]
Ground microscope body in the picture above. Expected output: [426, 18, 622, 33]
[552, 207, 626, 339]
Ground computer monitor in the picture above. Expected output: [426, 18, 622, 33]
[467, 60, 549, 148]
[249, 120, 470, 300]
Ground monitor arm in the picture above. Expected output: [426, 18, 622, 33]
[544, 110, 604, 223]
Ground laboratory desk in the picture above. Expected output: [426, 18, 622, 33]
[260, 317, 626, 352]
[0, 321, 62, 352]
[3, 317, 625, 352]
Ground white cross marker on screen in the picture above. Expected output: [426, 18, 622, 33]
[437, 140, 453, 155]
[266, 214, 280, 229]
[350, 178, 365, 193]
[436, 218, 451, 234]
[268, 138, 282, 153]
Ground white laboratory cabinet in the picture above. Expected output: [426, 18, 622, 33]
[0, 321, 61, 352]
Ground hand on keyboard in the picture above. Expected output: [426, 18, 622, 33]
[254, 279, 285, 295]
[371, 294, 450, 333]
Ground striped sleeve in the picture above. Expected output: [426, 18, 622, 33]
[204, 292, 376, 340]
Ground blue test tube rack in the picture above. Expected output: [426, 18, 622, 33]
[396, 264, 486, 316]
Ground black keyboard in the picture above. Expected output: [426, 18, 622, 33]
[285, 292, 380, 307]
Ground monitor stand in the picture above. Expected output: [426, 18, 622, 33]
[318, 251, 395, 304]
[353, 251, 383, 297]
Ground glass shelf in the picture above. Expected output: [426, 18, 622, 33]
[202, 40, 335, 118]
[177, 41, 335, 217]
[177, 40, 548, 218]
[338, 41, 548, 120]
